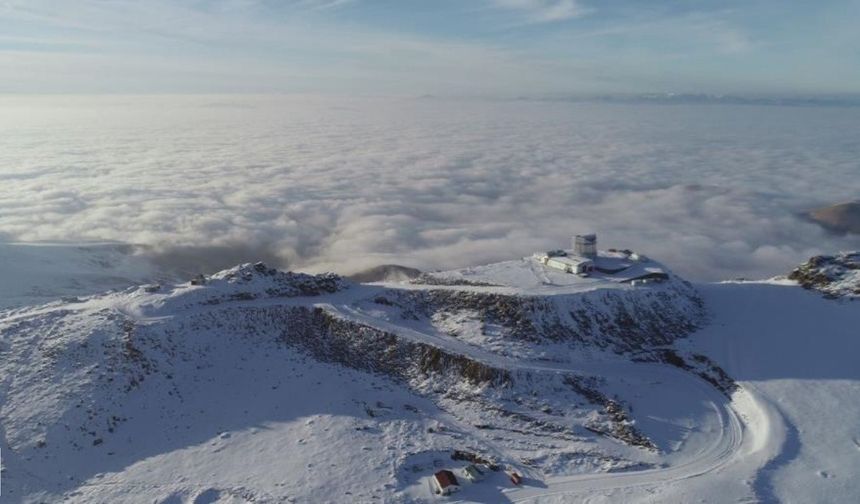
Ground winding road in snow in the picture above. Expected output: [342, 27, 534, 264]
[320, 302, 784, 503]
[505, 386, 783, 503]
[19, 280, 784, 503]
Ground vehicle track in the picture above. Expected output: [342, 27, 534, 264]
[0, 284, 779, 503]
[321, 303, 775, 504]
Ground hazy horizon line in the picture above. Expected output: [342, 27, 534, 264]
[3, 91, 860, 106]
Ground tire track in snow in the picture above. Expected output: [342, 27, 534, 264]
[319, 303, 777, 504]
[0, 284, 781, 503]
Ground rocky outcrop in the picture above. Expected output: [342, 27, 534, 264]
[633, 349, 737, 396]
[788, 252, 860, 299]
[266, 306, 512, 387]
[374, 282, 706, 353]
[169, 262, 347, 307]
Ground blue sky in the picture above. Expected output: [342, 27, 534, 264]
[1, 0, 858, 95]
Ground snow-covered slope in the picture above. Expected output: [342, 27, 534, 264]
[0, 252, 858, 503]
[0, 242, 170, 310]
[681, 280, 860, 503]
[0, 258, 720, 503]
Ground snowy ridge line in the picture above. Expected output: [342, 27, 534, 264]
[377, 269, 707, 353]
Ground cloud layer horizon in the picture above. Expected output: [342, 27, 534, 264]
[1, 95, 858, 281]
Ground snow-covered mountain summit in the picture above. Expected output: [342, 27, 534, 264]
[1, 252, 858, 503]
[0, 253, 719, 502]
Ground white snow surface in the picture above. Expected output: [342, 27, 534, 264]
[681, 281, 860, 503]
[406, 251, 664, 296]
[0, 250, 858, 503]
[0, 242, 168, 310]
[517, 280, 860, 504]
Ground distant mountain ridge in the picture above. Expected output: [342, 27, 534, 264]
[808, 201, 860, 234]
[514, 93, 860, 107]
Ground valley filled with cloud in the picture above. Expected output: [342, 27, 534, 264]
[1, 94, 858, 281]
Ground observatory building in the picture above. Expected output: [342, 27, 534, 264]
[528, 233, 668, 284]
[544, 255, 594, 275]
[574, 233, 597, 258]
[534, 233, 599, 275]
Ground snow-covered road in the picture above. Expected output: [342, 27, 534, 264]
[505, 387, 780, 503]
[3, 278, 793, 503]
[318, 301, 782, 504]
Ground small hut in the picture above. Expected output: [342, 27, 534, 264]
[432, 470, 460, 495]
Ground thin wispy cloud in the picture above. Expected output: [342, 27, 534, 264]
[490, 0, 590, 23]
[0, 0, 858, 95]
[299, 0, 357, 10]
[713, 26, 752, 54]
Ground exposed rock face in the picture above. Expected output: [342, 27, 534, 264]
[410, 275, 500, 287]
[633, 349, 737, 396]
[222, 305, 514, 387]
[808, 201, 860, 234]
[375, 282, 706, 354]
[788, 252, 860, 299]
[174, 262, 347, 306]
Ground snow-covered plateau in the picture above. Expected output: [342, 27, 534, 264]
[0, 244, 858, 503]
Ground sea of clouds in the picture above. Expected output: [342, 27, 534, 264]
[1, 94, 858, 281]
